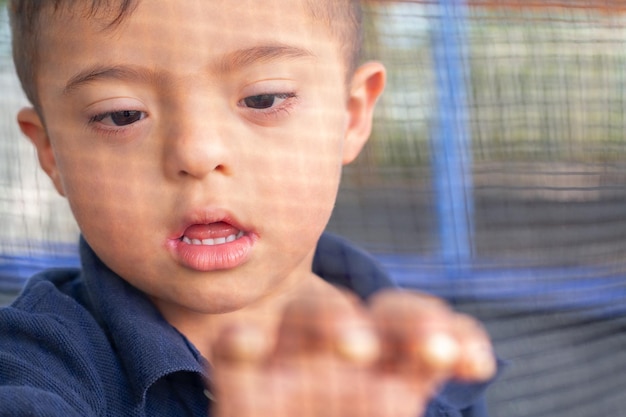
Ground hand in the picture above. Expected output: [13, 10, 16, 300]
[210, 289, 496, 417]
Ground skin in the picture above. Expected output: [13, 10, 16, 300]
[17, 1, 496, 416]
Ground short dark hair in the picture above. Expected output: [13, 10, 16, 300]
[304, 0, 363, 76]
[8, 0, 363, 114]
[8, 0, 137, 114]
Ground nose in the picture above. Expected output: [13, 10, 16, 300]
[163, 108, 233, 180]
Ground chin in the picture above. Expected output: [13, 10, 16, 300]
[184, 292, 261, 315]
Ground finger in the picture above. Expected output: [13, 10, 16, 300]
[274, 289, 380, 365]
[369, 290, 461, 376]
[211, 324, 277, 417]
[414, 330, 461, 372]
[212, 322, 272, 366]
[450, 314, 496, 381]
[335, 323, 380, 364]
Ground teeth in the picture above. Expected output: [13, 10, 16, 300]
[182, 231, 244, 246]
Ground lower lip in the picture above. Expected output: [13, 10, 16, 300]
[168, 234, 255, 271]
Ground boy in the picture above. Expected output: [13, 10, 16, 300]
[1, 1, 498, 416]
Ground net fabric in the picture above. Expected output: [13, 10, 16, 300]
[337, 2, 626, 415]
[1, 1, 626, 416]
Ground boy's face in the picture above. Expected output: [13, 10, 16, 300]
[20, 0, 384, 316]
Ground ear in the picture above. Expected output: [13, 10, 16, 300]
[342, 61, 386, 165]
[17, 107, 66, 196]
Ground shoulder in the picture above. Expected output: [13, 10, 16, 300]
[314, 232, 396, 299]
[4, 268, 100, 333]
[0, 268, 111, 415]
[9, 267, 82, 309]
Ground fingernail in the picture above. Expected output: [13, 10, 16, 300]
[468, 344, 496, 380]
[421, 332, 460, 370]
[336, 327, 380, 364]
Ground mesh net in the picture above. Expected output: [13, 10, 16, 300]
[339, 3, 626, 414]
[2, 0, 626, 416]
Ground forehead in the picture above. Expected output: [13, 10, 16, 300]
[34, 0, 347, 110]
[37, 0, 344, 81]
[40, 0, 337, 54]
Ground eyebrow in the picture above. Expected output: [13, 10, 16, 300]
[215, 44, 316, 73]
[63, 65, 161, 96]
[63, 44, 316, 95]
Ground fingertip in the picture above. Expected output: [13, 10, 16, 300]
[213, 324, 270, 365]
[335, 326, 380, 364]
[418, 332, 460, 371]
[450, 315, 496, 381]
[456, 342, 497, 381]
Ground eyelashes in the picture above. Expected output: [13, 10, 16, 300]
[237, 92, 299, 121]
[86, 91, 299, 136]
[240, 93, 296, 110]
[90, 110, 147, 127]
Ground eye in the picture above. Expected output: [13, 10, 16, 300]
[244, 94, 277, 109]
[91, 110, 146, 127]
[240, 93, 295, 110]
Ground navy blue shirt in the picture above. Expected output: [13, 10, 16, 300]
[0, 233, 493, 416]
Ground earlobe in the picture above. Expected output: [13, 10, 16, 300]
[343, 61, 386, 165]
[17, 107, 66, 196]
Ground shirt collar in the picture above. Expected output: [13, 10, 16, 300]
[78, 237, 206, 402]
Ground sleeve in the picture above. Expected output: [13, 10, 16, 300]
[460, 396, 490, 417]
[424, 394, 490, 417]
[0, 296, 103, 417]
[426, 359, 507, 417]
[0, 387, 84, 417]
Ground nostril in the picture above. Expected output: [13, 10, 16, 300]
[177, 163, 226, 178]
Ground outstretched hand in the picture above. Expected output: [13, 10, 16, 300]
[210, 289, 496, 417]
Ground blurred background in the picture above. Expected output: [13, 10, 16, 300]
[2, 0, 626, 415]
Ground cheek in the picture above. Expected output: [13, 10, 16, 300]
[257, 131, 344, 228]
[52, 140, 157, 238]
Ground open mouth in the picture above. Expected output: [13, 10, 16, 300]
[170, 219, 254, 271]
[181, 230, 245, 246]
[178, 221, 246, 246]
